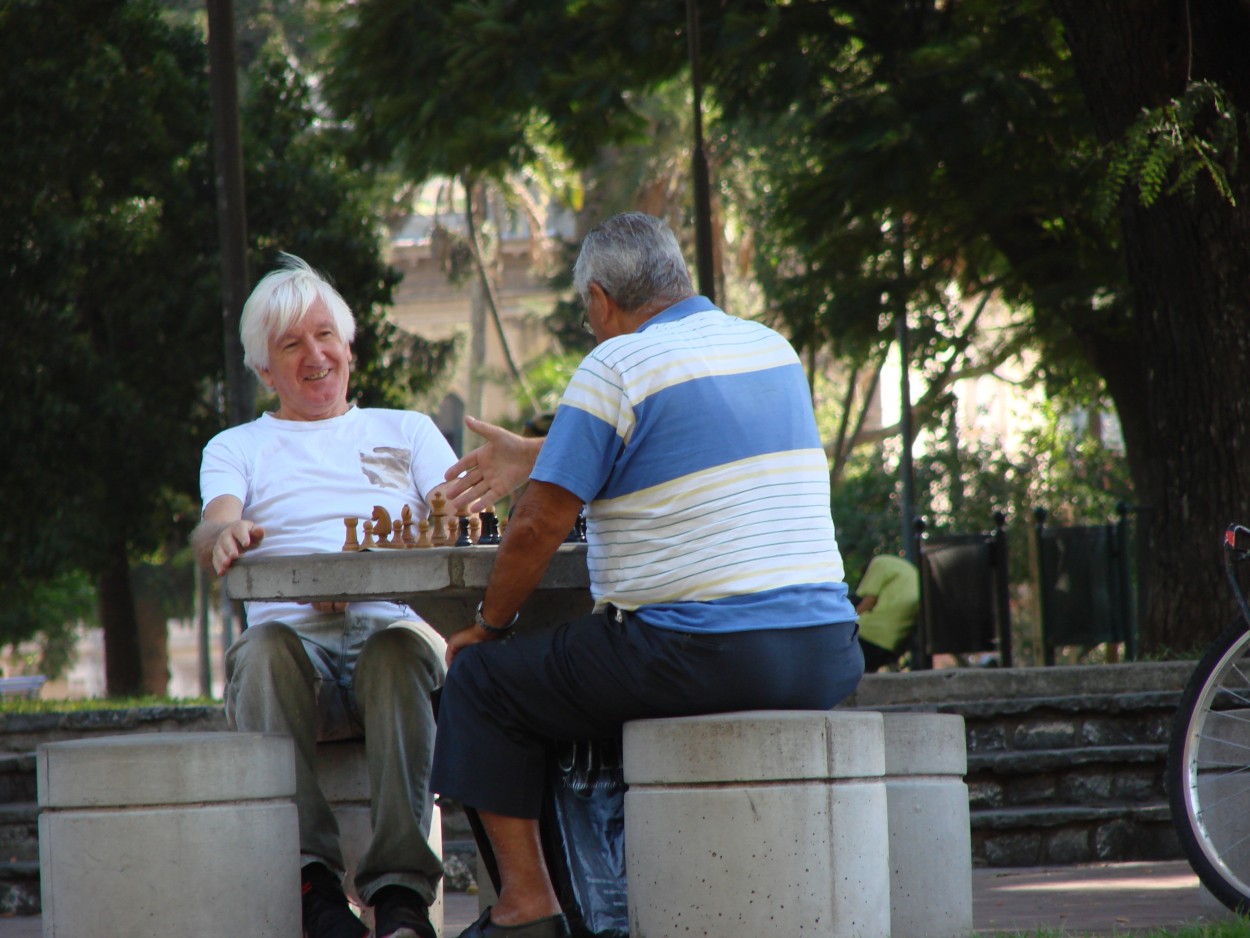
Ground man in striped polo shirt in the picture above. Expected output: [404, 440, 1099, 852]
[431, 213, 863, 938]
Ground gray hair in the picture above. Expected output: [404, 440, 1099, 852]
[240, 254, 356, 377]
[573, 213, 695, 313]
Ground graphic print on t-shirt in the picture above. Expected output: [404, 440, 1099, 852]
[359, 446, 412, 489]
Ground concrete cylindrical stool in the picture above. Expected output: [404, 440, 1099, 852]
[623, 710, 890, 938]
[316, 739, 444, 936]
[38, 732, 300, 938]
[881, 712, 973, 938]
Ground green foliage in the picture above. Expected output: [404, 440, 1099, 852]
[834, 406, 1132, 592]
[512, 352, 586, 424]
[322, 0, 689, 180]
[1016, 408, 1134, 523]
[991, 925, 1250, 938]
[0, 0, 220, 586]
[0, 572, 96, 680]
[237, 47, 459, 411]
[0, 1, 453, 671]
[830, 449, 907, 585]
[537, 232, 598, 357]
[0, 695, 216, 715]
[322, 0, 1130, 440]
[320, 0, 1147, 603]
[1098, 80, 1243, 220]
[723, 0, 1124, 393]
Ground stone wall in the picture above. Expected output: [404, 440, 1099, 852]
[843, 661, 1192, 866]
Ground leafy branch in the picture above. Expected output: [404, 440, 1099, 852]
[1097, 80, 1242, 220]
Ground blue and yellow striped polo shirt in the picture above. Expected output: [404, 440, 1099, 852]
[531, 296, 856, 634]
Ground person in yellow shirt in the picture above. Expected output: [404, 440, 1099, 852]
[854, 554, 920, 672]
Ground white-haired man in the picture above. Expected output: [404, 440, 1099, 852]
[192, 254, 451, 938]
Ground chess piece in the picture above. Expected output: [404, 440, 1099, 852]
[342, 517, 360, 552]
[430, 492, 449, 547]
[361, 520, 377, 549]
[416, 518, 433, 549]
[469, 514, 482, 544]
[478, 508, 501, 545]
[400, 505, 417, 548]
[371, 506, 393, 547]
[392, 519, 403, 547]
[455, 514, 473, 547]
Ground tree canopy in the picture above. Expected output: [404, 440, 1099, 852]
[0, 0, 452, 692]
[324, 0, 1250, 653]
[0, 0, 219, 589]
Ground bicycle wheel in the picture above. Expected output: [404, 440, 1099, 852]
[1168, 618, 1250, 913]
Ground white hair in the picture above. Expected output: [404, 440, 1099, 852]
[239, 253, 356, 377]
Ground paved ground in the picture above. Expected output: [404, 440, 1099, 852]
[0, 859, 1232, 936]
[971, 860, 1224, 935]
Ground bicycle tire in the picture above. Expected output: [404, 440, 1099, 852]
[1168, 618, 1250, 913]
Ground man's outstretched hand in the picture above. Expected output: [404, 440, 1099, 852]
[443, 415, 544, 514]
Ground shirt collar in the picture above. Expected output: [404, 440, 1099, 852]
[637, 295, 720, 332]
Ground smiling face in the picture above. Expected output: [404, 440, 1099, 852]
[259, 298, 352, 421]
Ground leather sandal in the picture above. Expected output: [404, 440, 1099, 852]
[455, 906, 571, 938]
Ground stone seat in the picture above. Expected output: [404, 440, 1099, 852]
[38, 731, 300, 938]
[620, 709, 974, 938]
[880, 711, 973, 938]
[622, 709, 891, 937]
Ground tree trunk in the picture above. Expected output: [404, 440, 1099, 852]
[133, 593, 170, 697]
[96, 548, 144, 697]
[1051, 0, 1250, 653]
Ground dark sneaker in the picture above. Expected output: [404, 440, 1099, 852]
[372, 884, 436, 938]
[302, 863, 368, 938]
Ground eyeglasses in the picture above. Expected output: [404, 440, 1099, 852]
[580, 291, 594, 334]
[581, 282, 609, 335]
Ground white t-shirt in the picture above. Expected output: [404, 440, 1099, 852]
[200, 406, 457, 630]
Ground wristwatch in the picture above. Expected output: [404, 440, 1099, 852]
[474, 601, 519, 635]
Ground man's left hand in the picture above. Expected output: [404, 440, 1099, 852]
[446, 624, 490, 668]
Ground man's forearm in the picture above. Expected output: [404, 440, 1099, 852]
[479, 481, 584, 627]
[190, 520, 230, 573]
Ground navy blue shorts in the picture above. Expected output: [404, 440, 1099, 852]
[430, 607, 864, 818]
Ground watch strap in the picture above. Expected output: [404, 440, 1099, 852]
[475, 600, 519, 635]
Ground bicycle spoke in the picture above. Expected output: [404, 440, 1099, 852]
[1195, 740, 1250, 765]
[1214, 684, 1250, 708]
[1204, 827, 1250, 869]
[1195, 775, 1250, 817]
[1207, 708, 1250, 725]
[1195, 758, 1250, 773]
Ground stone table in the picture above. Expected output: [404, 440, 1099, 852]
[223, 543, 592, 637]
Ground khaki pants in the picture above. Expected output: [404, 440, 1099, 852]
[225, 611, 446, 906]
